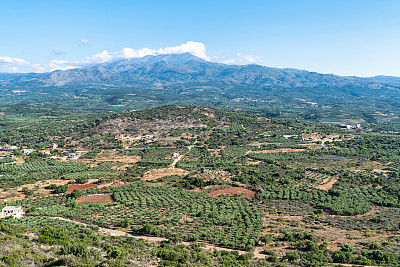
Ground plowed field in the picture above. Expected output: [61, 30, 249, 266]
[76, 194, 114, 204]
[208, 187, 255, 198]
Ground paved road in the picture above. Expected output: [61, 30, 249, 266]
[55, 217, 266, 259]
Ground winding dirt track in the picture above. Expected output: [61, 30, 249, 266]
[54, 217, 266, 259]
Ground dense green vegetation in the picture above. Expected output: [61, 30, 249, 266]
[0, 105, 399, 266]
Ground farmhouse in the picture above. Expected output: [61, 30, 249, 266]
[49, 143, 58, 150]
[170, 153, 180, 158]
[0, 145, 18, 150]
[22, 149, 36, 155]
[281, 135, 299, 139]
[0, 206, 24, 218]
[66, 153, 79, 160]
[38, 150, 51, 155]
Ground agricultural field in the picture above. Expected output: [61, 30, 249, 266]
[76, 194, 114, 204]
[0, 105, 399, 266]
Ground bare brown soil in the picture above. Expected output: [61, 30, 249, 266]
[67, 180, 131, 193]
[76, 194, 114, 205]
[99, 181, 130, 188]
[0, 179, 69, 201]
[67, 183, 99, 193]
[142, 168, 189, 180]
[315, 177, 339, 191]
[246, 160, 261, 165]
[79, 150, 140, 169]
[208, 187, 255, 199]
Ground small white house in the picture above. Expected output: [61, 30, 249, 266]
[38, 150, 51, 155]
[170, 153, 180, 158]
[0, 145, 18, 150]
[66, 153, 79, 160]
[22, 149, 36, 155]
[282, 135, 299, 139]
[49, 143, 58, 150]
[0, 206, 24, 218]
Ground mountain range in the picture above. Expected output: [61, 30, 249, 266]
[1, 53, 400, 125]
[0, 53, 399, 90]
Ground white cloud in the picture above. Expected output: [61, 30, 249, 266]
[236, 53, 260, 64]
[0, 56, 30, 66]
[220, 53, 263, 65]
[0, 56, 31, 73]
[221, 59, 236, 64]
[0, 41, 211, 73]
[0, 56, 79, 73]
[122, 47, 155, 59]
[82, 50, 116, 64]
[47, 60, 80, 71]
[80, 38, 88, 45]
[82, 41, 210, 64]
[157, 41, 209, 60]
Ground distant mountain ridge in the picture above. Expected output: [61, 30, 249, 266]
[0, 52, 397, 90]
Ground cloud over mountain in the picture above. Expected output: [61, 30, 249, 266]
[0, 41, 210, 73]
[83, 41, 209, 64]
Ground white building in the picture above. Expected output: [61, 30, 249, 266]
[0, 145, 18, 150]
[49, 143, 58, 150]
[22, 149, 36, 155]
[66, 153, 81, 160]
[282, 135, 299, 139]
[0, 206, 24, 218]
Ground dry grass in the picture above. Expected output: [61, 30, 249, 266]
[142, 168, 189, 181]
[208, 187, 255, 199]
[315, 177, 339, 191]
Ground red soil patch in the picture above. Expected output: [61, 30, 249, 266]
[67, 180, 130, 193]
[208, 187, 255, 198]
[76, 194, 114, 205]
[67, 183, 98, 193]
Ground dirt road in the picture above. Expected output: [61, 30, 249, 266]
[55, 217, 266, 259]
[170, 145, 194, 167]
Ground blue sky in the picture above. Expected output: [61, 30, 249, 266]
[1, 0, 399, 76]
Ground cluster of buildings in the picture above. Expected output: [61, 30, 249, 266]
[22, 149, 52, 155]
[3, 142, 86, 160]
[2, 143, 60, 155]
[338, 124, 362, 130]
